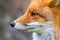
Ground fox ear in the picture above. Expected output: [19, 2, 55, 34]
[49, 0, 60, 7]
[42, 0, 60, 7]
[54, 0, 60, 7]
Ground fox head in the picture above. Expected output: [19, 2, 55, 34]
[10, 0, 60, 35]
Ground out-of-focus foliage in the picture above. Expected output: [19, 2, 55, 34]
[0, 0, 32, 40]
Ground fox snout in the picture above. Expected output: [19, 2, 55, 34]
[10, 21, 26, 30]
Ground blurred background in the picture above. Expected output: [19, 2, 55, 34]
[0, 0, 32, 40]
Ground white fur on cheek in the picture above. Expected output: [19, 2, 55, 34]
[14, 22, 42, 30]
[27, 22, 42, 26]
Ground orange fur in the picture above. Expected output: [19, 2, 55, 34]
[14, 0, 60, 40]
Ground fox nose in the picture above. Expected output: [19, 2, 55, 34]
[10, 22, 15, 28]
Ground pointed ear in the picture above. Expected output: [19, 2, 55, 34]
[42, 0, 60, 7]
[54, 0, 60, 7]
[49, 0, 60, 7]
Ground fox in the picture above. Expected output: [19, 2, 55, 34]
[10, 0, 60, 40]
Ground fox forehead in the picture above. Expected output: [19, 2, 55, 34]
[31, 0, 54, 7]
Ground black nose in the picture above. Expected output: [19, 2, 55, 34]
[10, 22, 15, 28]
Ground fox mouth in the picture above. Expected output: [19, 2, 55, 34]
[16, 25, 43, 34]
[14, 22, 43, 30]
[12, 21, 53, 32]
[15, 25, 42, 31]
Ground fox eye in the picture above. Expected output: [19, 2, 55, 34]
[30, 12, 38, 16]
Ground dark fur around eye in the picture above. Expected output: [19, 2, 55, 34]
[30, 12, 38, 16]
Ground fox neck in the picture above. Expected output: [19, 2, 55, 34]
[32, 33, 55, 40]
[32, 27, 56, 40]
